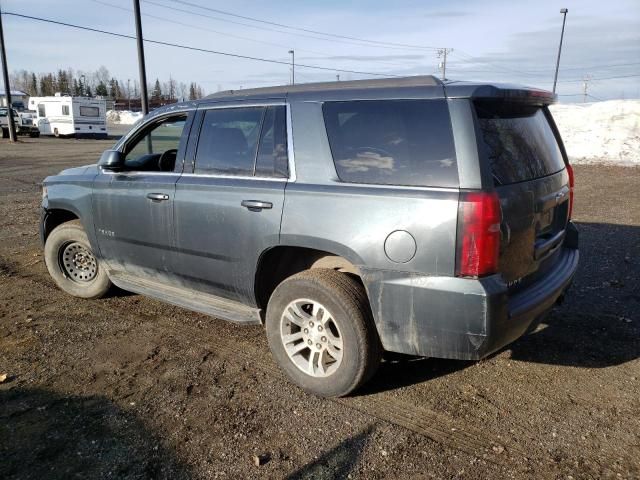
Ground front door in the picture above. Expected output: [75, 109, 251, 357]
[173, 104, 290, 304]
[92, 112, 192, 280]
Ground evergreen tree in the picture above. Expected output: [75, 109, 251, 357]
[95, 81, 108, 97]
[152, 78, 162, 101]
[188, 82, 196, 100]
[57, 69, 70, 93]
[72, 78, 80, 96]
[30, 73, 38, 95]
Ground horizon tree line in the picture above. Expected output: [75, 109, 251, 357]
[8, 66, 206, 103]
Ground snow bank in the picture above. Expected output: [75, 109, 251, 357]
[549, 100, 640, 166]
[106, 110, 144, 125]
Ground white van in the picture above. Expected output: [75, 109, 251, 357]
[29, 95, 107, 138]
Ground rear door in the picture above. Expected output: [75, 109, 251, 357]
[172, 104, 289, 304]
[474, 101, 570, 287]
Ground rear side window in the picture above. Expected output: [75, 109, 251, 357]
[194, 106, 289, 178]
[322, 99, 458, 187]
[62, 105, 70, 115]
[195, 107, 263, 175]
[38, 104, 46, 117]
[475, 101, 565, 185]
[255, 106, 288, 178]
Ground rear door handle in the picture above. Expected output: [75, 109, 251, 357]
[241, 200, 273, 210]
[147, 192, 170, 201]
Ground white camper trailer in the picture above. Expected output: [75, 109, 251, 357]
[28, 95, 107, 138]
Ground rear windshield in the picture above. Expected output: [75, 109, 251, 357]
[475, 101, 565, 185]
[323, 99, 458, 188]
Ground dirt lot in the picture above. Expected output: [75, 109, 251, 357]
[1, 137, 638, 479]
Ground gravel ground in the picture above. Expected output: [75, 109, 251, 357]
[0, 137, 638, 479]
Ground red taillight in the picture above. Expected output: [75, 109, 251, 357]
[456, 191, 501, 278]
[566, 162, 575, 219]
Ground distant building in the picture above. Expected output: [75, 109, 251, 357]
[0, 90, 30, 110]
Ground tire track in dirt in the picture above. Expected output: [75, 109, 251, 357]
[1, 253, 526, 463]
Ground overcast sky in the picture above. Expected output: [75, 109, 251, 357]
[2, 0, 639, 101]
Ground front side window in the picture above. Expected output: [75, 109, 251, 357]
[79, 106, 99, 117]
[62, 105, 70, 116]
[38, 104, 46, 117]
[323, 99, 458, 188]
[124, 115, 187, 172]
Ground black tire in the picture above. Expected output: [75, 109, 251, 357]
[44, 220, 112, 299]
[1, 127, 8, 139]
[30, 132, 40, 138]
[266, 269, 381, 397]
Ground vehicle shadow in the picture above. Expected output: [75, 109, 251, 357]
[508, 221, 639, 367]
[286, 425, 374, 480]
[0, 387, 192, 480]
[362, 221, 639, 394]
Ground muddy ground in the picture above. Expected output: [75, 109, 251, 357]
[0, 137, 638, 479]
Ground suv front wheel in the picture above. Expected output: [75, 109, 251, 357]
[44, 220, 112, 299]
[266, 269, 381, 397]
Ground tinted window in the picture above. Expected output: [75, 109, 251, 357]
[38, 104, 45, 117]
[79, 106, 99, 117]
[255, 106, 288, 178]
[62, 105, 70, 115]
[195, 107, 263, 175]
[323, 100, 458, 187]
[475, 101, 565, 185]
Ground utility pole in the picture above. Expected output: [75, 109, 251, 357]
[552, 8, 568, 94]
[288, 50, 295, 85]
[437, 48, 453, 81]
[0, 3, 17, 142]
[127, 78, 131, 110]
[582, 75, 591, 103]
[133, 0, 149, 114]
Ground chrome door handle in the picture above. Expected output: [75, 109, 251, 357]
[241, 200, 273, 210]
[147, 192, 169, 201]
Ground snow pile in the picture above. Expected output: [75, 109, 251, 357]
[549, 100, 640, 165]
[106, 110, 144, 125]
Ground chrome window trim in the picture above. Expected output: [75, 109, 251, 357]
[285, 103, 297, 182]
[180, 173, 286, 182]
[99, 169, 179, 176]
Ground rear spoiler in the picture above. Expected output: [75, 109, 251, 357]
[445, 83, 556, 106]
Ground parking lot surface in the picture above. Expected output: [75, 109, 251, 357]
[1, 137, 638, 479]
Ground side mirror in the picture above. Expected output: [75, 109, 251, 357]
[98, 149, 124, 171]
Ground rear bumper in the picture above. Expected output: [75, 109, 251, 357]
[363, 226, 579, 360]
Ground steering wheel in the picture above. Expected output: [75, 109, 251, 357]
[158, 149, 178, 172]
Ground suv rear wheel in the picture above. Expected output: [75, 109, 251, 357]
[44, 220, 112, 299]
[266, 269, 381, 397]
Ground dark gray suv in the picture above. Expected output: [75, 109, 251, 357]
[41, 76, 579, 397]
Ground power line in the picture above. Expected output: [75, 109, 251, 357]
[559, 73, 640, 83]
[2, 11, 401, 78]
[92, 0, 422, 70]
[166, 0, 442, 51]
[143, 0, 435, 53]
